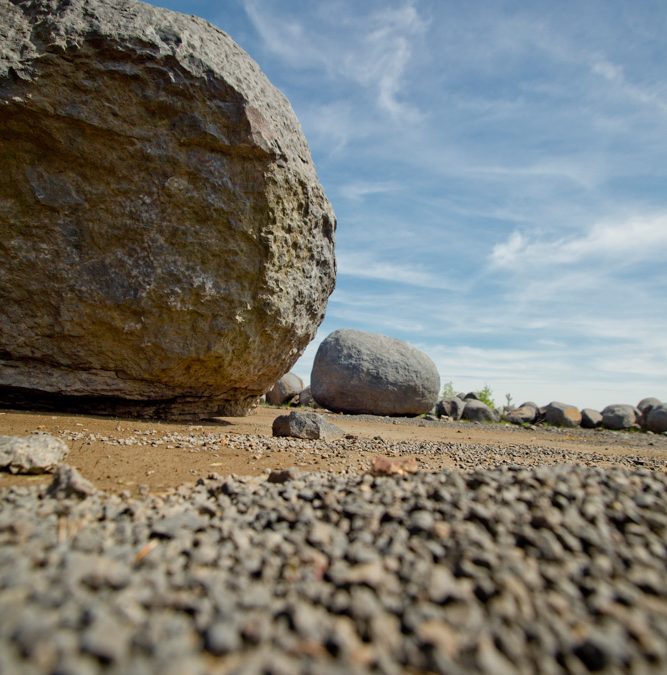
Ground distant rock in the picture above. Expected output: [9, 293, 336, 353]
[544, 402, 582, 428]
[581, 408, 602, 429]
[272, 411, 343, 441]
[310, 330, 440, 416]
[0, 0, 335, 418]
[297, 386, 319, 408]
[266, 373, 304, 406]
[646, 405, 667, 434]
[637, 397, 662, 427]
[601, 404, 640, 431]
[504, 403, 538, 425]
[0, 434, 69, 474]
[46, 464, 98, 499]
[436, 397, 465, 420]
[462, 399, 500, 423]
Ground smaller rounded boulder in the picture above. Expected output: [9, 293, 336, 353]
[311, 329, 440, 416]
[266, 373, 304, 406]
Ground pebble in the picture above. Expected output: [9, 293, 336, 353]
[1, 460, 666, 673]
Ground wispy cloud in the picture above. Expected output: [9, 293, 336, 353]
[242, 0, 426, 121]
[337, 251, 458, 290]
[338, 181, 401, 202]
[490, 213, 667, 270]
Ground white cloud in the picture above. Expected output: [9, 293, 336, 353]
[337, 250, 459, 290]
[338, 181, 401, 202]
[490, 213, 667, 270]
[242, 0, 426, 122]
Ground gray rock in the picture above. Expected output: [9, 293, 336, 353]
[646, 404, 667, 434]
[0, 434, 69, 474]
[296, 385, 319, 408]
[0, 0, 335, 419]
[504, 404, 538, 425]
[601, 404, 640, 430]
[272, 411, 344, 441]
[544, 401, 582, 428]
[637, 397, 661, 414]
[581, 408, 602, 429]
[638, 397, 662, 427]
[310, 329, 440, 416]
[265, 372, 304, 406]
[464, 392, 481, 401]
[462, 399, 500, 423]
[436, 397, 465, 420]
[46, 464, 98, 498]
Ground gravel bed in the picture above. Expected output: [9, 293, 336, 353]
[1, 464, 667, 673]
[58, 426, 667, 475]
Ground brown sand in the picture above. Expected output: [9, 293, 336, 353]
[1, 406, 666, 495]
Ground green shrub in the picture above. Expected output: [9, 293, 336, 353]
[478, 385, 495, 409]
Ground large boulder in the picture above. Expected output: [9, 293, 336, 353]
[544, 402, 582, 428]
[265, 373, 304, 406]
[646, 405, 667, 434]
[601, 404, 640, 431]
[462, 399, 500, 423]
[0, 0, 335, 418]
[310, 330, 440, 416]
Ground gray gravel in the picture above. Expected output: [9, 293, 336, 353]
[1, 463, 667, 673]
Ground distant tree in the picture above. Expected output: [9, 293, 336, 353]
[478, 385, 495, 409]
[440, 380, 456, 399]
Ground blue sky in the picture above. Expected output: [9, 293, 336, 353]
[153, 0, 667, 410]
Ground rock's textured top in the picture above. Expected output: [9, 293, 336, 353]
[311, 329, 440, 416]
[0, 433, 69, 474]
[0, 0, 335, 418]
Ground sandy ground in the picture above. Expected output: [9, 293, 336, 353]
[1, 405, 666, 495]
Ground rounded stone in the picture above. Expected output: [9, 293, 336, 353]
[581, 408, 602, 429]
[646, 405, 667, 434]
[462, 399, 500, 423]
[0, 0, 335, 419]
[266, 373, 304, 406]
[310, 329, 440, 416]
[544, 401, 582, 428]
[601, 404, 640, 430]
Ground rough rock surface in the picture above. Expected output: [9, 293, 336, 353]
[581, 408, 603, 429]
[601, 404, 640, 431]
[311, 330, 440, 416]
[462, 399, 500, 423]
[0, 0, 336, 418]
[435, 396, 465, 420]
[272, 411, 343, 441]
[544, 401, 582, 428]
[266, 372, 304, 406]
[0, 434, 68, 474]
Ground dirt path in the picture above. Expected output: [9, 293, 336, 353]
[2, 406, 666, 495]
